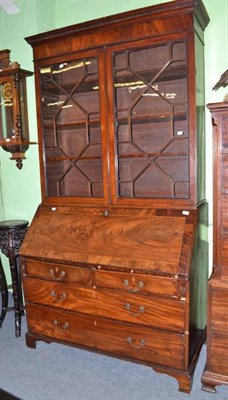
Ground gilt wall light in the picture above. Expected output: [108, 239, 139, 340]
[0, 49, 35, 169]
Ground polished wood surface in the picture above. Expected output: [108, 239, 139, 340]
[25, 259, 91, 284]
[25, 303, 186, 370]
[21, 206, 207, 393]
[25, 0, 209, 210]
[20, 205, 195, 274]
[23, 277, 186, 332]
[202, 103, 228, 393]
[21, 0, 209, 394]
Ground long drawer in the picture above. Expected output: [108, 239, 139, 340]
[23, 259, 183, 299]
[23, 278, 186, 332]
[25, 303, 186, 370]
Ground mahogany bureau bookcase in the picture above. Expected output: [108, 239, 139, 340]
[201, 103, 228, 392]
[19, 0, 209, 393]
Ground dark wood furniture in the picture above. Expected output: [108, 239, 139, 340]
[20, 0, 209, 393]
[0, 50, 34, 169]
[0, 220, 29, 337]
[0, 388, 21, 400]
[201, 103, 228, 392]
[0, 256, 8, 327]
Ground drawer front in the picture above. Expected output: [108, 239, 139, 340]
[209, 332, 228, 375]
[95, 270, 180, 298]
[23, 260, 91, 285]
[26, 303, 185, 369]
[23, 278, 185, 332]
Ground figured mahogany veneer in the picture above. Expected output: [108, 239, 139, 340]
[201, 103, 228, 393]
[25, 303, 186, 369]
[21, 205, 207, 392]
[23, 278, 185, 332]
[20, 0, 209, 394]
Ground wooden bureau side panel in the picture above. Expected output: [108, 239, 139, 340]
[202, 104, 228, 391]
[221, 195, 228, 233]
[26, 303, 185, 369]
[221, 115, 228, 149]
[208, 332, 228, 375]
[209, 285, 228, 333]
[221, 237, 228, 277]
[221, 154, 228, 192]
[95, 270, 179, 298]
[23, 259, 92, 284]
[23, 278, 185, 332]
[220, 195, 228, 277]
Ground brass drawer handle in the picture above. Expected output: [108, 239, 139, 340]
[50, 290, 67, 302]
[49, 268, 66, 281]
[124, 303, 145, 317]
[102, 209, 109, 217]
[137, 281, 144, 289]
[123, 279, 144, 292]
[127, 336, 145, 349]
[53, 320, 69, 330]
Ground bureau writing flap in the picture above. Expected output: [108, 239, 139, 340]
[20, 205, 197, 275]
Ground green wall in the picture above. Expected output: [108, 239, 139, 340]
[0, 0, 227, 280]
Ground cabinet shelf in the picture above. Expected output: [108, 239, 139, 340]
[42, 112, 187, 132]
[43, 120, 101, 130]
[45, 151, 187, 162]
[46, 155, 102, 161]
[117, 152, 188, 159]
[41, 65, 187, 98]
[116, 113, 187, 124]
[114, 65, 187, 86]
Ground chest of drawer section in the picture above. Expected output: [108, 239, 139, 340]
[22, 259, 188, 333]
[26, 303, 186, 370]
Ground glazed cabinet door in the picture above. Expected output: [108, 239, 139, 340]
[35, 36, 199, 208]
[36, 49, 109, 203]
[107, 37, 194, 209]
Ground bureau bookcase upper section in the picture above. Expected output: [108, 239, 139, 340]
[26, 0, 209, 209]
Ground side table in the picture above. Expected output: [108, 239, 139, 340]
[0, 220, 29, 337]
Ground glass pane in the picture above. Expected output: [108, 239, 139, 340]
[19, 80, 29, 141]
[113, 41, 189, 199]
[0, 81, 14, 140]
[40, 57, 103, 197]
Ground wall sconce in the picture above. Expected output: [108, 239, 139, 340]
[0, 49, 35, 169]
